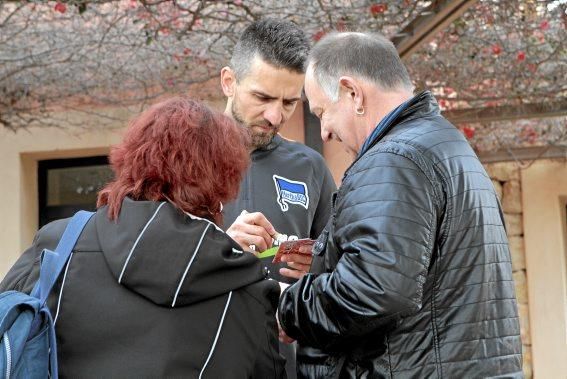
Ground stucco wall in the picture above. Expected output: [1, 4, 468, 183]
[0, 122, 124, 276]
[519, 159, 567, 378]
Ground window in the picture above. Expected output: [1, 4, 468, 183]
[38, 156, 112, 228]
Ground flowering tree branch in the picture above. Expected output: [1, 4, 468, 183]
[0, 0, 565, 151]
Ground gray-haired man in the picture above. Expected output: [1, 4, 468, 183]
[279, 31, 523, 378]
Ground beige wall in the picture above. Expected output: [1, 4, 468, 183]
[0, 123, 124, 276]
[521, 159, 567, 378]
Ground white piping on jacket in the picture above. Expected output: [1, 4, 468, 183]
[171, 223, 211, 307]
[118, 202, 166, 284]
[54, 252, 74, 325]
[198, 291, 233, 379]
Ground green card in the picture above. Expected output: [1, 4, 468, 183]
[257, 246, 278, 259]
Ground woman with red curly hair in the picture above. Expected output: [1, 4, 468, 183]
[1, 97, 286, 378]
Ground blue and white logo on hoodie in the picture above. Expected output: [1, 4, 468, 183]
[273, 175, 309, 212]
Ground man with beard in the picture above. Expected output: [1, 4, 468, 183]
[221, 18, 336, 284]
[220, 19, 336, 379]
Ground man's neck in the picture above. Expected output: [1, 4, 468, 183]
[352, 88, 413, 154]
[373, 91, 413, 126]
[365, 89, 413, 137]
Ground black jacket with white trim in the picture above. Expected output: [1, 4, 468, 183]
[1, 198, 285, 378]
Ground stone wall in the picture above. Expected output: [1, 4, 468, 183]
[485, 162, 531, 378]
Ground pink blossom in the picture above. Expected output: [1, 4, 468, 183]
[54, 2, 67, 14]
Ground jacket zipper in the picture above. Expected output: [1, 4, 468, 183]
[3, 333, 11, 379]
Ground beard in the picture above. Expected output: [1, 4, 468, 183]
[231, 98, 280, 149]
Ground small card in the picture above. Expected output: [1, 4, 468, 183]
[272, 238, 315, 263]
[257, 246, 278, 259]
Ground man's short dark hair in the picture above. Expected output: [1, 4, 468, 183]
[230, 18, 309, 80]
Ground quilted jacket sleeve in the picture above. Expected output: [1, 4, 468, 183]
[279, 146, 441, 351]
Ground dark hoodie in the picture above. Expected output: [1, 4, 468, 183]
[1, 198, 285, 378]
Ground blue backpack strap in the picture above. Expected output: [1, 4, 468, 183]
[30, 211, 95, 305]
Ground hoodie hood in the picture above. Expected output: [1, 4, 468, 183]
[95, 197, 265, 307]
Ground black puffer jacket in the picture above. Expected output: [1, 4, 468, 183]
[279, 92, 523, 378]
[1, 198, 285, 378]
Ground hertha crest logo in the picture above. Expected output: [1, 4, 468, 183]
[273, 175, 309, 212]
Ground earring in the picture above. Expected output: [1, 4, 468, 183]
[355, 106, 365, 116]
[219, 202, 224, 212]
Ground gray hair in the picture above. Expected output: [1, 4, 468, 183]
[230, 18, 310, 81]
[309, 32, 414, 101]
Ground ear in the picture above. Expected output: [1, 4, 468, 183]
[220, 67, 236, 97]
[339, 76, 364, 110]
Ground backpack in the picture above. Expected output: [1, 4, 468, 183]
[0, 211, 94, 379]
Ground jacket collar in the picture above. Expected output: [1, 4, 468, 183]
[360, 91, 439, 156]
[342, 91, 440, 180]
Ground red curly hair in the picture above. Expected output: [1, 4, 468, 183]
[97, 97, 250, 224]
